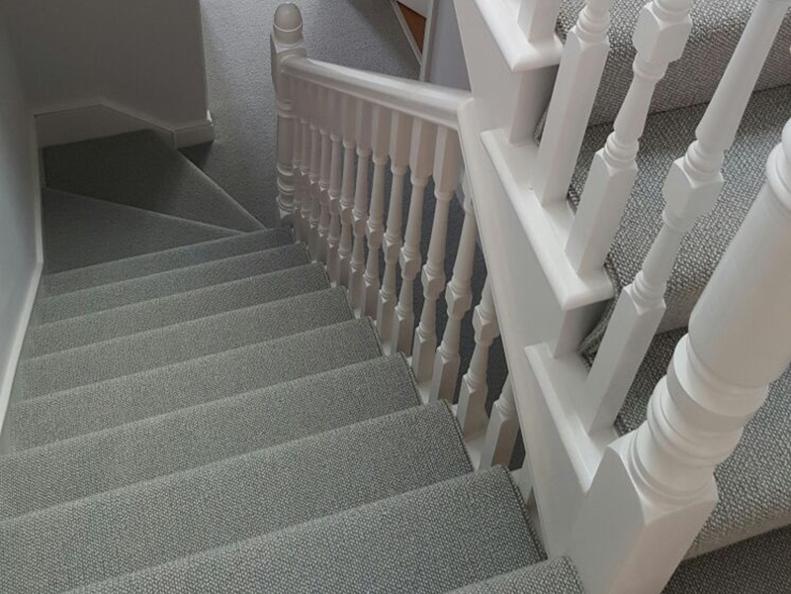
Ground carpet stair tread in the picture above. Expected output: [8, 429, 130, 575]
[448, 557, 584, 593]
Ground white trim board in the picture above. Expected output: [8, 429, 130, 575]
[390, 0, 424, 63]
[34, 99, 215, 149]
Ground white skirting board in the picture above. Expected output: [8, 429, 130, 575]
[34, 99, 215, 149]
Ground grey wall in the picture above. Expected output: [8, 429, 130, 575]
[423, 1, 470, 91]
[0, 19, 41, 418]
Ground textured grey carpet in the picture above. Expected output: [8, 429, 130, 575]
[557, 1, 791, 126]
[74, 468, 542, 594]
[182, 0, 417, 227]
[32, 243, 310, 324]
[44, 131, 262, 231]
[26, 264, 328, 356]
[40, 228, 291, 297]
[0, 403, 470, 594]
[5, 319, 382, 448]
[611, 328, 791, 558]
[450, 558, 584, 593]
[0, 356, 418, 517]
[15, 288, 351, 399]
[42, 189, 237, 273]
[573, 84, 791, 356]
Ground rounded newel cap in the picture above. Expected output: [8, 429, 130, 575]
[274, 4, 303, 43]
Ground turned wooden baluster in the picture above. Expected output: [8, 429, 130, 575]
[337, 95, 358, 288]
[348, 100, 373, 311]
[456, 279, 499, 436]
[307, 85, 322, 259]
[290, 78, 305, 240]
[326, 90, 344, 284]
[580, 0, 791, 433]
[533, 0, 612, 205]
[316, 87, 332, 264]
[412, 127, 462, 383]
[270, 4, 306, 222]
[570, 120, 791, 594]
[377, 112, 412, 344]
[567, 0, 694, 273]
[479, 378, 520, 469]
[518, 0, 563, 43]
[389, 119, 436, 355]
[429, 181, 477, 402]
[360, 106, 391, 317]
[298, 81, 313, 244]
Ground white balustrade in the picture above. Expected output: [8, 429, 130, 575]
[326, 90, 344, 283]
[518, 0, 563, 44]
[412, 127, 462, 383]
[377, 112, 413, 343]
[307, 86, 322, 260]
[570, 119, 791, 594]
[580, 0, 791, 434]
[361, 106, 391, 317]
[390, 119, 437, 355]
[533, 0, 611, 206]
[429, 183, 477, 401]
[479, 378, 519, 469]
[566, 0, 694, 274]
[317, 86, 332, 264]
[290, 78, 306, 241]
[337, 95, 358, 288]
[348, 100, 373, 311]
[455, 279, 500, 436]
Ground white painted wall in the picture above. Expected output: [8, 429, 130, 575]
[0, 18, 42, 438]
[0, 0, 212, 146]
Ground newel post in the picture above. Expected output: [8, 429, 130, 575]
[568, 122, 791, 594]
[271, 4, 307, 223]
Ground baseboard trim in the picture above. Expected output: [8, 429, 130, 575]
[34, 99, 215, 149]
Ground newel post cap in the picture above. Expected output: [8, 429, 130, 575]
[274, 3, 303, 44]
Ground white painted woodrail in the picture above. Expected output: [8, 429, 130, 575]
[569, 119, 791, 594]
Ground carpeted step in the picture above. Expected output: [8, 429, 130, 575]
[73, 468, 542, 594]
[449, 557, 584, 593]
[25, 264, 328, 357]
[32, 243, 310, 324]
[557, 2, 791, 126]
[4, 319, 381, 449]
[0, 356, 417, 518]
[43, 130, 263, 231]
[612, 328, 791, 558]
[15, 288, 351, 400]
[41, 189, 239, 273]
[574, 84, 791, 356]
[0, 403, 472, 594]
[40, 228, 291, 297]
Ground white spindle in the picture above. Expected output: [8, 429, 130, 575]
[429, 184, 477, 401]
[337, 95, 358, 288]
[533, 0, 611, 205]
[317, 86, 332, 264]
[412, 127, 462, 383]
[389, 119, 436, 355]
[580, 0, 791, 433]
[307, 85, 322, 259]
[270, 4, 306, 221]
[566, 0, 694, 273]
[518, 0, 563, 43]
[298, 81, 313, 244]
[326, 90, 343, 283]
[361, 106, 391, 317]
[479, 378, 519, 469]
[456, 279, 499, 436]
[348, 100, 373, 311]
[569, 120, 791, 594]
[377, 112, 412, 344]
[290, 79, 305, 240]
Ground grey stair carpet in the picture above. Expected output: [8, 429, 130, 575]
[26, 264, 328, 356]
[43, 130, 262, 231]
[42, 189, 238, 273]
[572, 84, 791, 356]
[0, 403, 471, 594]
[450, 557, 584, 593]
[15, 288, 351, 400]
[557, 1, 791, 126]
[611, 328, 791, 558]
[32, 243, 310, 324]
[73, 468, 543, 594]
[0, 356, 418, 516]
[664, 526, 791, 594]
[40, 228, 291, 297]
[5, 319, 382, 448]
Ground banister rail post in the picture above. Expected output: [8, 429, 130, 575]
[518, 0, 563, 44]
[569, 121, 791, 594]
[270, 3, 307, 223]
